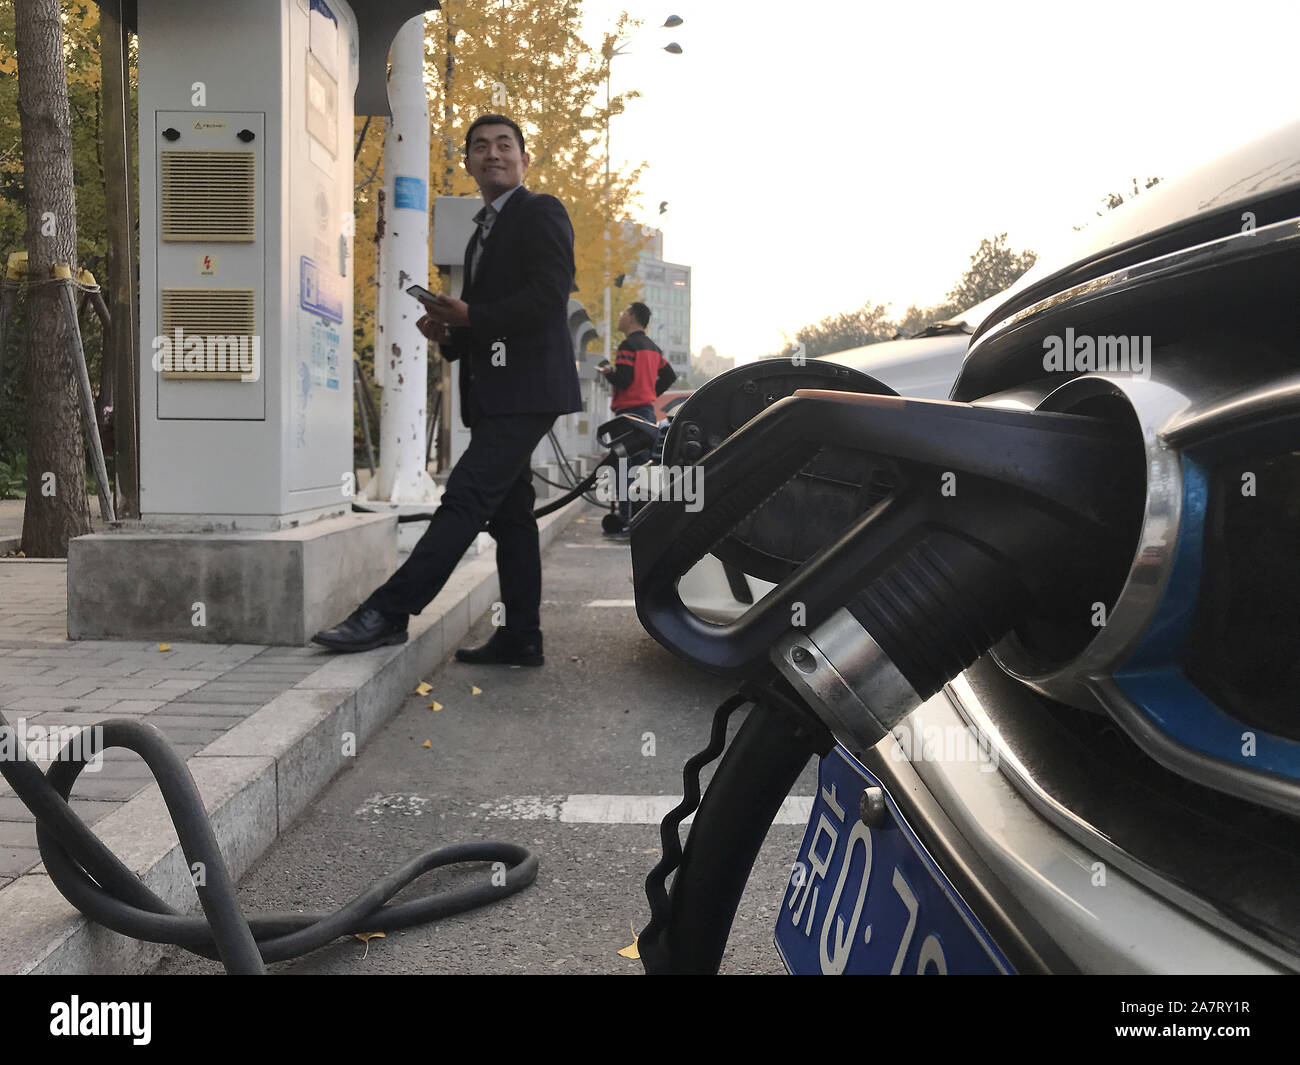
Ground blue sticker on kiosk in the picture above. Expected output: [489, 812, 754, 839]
[299, 256, 343, 323]
[394, 176, 426, 211]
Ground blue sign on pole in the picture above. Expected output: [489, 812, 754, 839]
[394, 176, 427, 211]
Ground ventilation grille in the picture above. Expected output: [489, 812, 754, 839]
[161, 150, 256, 242]
[159, 288, 258, 380]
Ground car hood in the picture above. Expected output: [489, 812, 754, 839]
[970, 118, 1300, 351]
[816, 286, 1019, 400]
[821, 331, 973, 399]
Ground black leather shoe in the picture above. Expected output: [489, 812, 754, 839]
[455, 629, 544, 667]
[312, 608, 408, 653]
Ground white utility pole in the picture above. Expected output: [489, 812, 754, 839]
[367, 15, 438, 505]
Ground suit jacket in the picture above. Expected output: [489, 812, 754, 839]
[440, 186, 582, 427]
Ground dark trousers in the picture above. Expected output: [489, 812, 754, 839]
[364, 411, 557, 634]
[613, 402, 656, 525]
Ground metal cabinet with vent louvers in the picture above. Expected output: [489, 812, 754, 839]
[138, 0, 359, 527]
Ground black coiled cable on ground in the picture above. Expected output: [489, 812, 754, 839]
[0, 710, 538, 974]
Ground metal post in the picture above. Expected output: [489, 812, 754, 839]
[601, 21, 682, 372]
[55, 269, 115, 524]
[76, 267, 113, 418]
[603, 63, 612, 364]
[353, 356, 376, 477]
[101, 0, 139, 519]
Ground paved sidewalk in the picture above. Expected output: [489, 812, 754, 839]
[0, 499, 584, 973]
[0, 560, 65, 641]
[0, 500, 24, 555]
[0, 639, 323, 880]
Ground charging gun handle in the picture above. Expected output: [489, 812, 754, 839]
[632, 390, 1131, 679]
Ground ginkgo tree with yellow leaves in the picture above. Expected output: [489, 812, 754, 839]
[0, 1, 652, 497]
[352, 2, 653, 465]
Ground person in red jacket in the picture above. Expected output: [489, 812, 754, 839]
[597, 302, 676, 535]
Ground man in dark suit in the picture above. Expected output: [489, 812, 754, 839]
[313, 114, 581, 664]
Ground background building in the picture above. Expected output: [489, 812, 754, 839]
[691, 344, 733, 385]
[618, 224, 690, 380]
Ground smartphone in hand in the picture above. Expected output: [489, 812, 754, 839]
[405, 284, 444, 306]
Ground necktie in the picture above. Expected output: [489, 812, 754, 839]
[469, 206, 495, 283]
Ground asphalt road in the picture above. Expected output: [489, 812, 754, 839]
[153, 511, 817, 975]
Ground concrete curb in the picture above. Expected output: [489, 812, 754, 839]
[0, 500, 584, 974]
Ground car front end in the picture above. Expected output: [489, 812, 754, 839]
[632, 118, 1300, 974]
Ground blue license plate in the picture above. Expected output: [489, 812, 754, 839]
[774, 745, 1012, 974]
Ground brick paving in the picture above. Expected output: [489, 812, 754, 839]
[0, 557, 333, 879]
[0, 561, 67, 641]
[0, 501, 22, 552]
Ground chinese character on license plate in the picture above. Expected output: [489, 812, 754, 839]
[774, 745, 1012, 975]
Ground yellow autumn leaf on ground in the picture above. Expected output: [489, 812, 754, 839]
[355, 931, 386, 960]
[422, 740, 432, 749]
[618, 921, 640, 959]
[414, 681, 432, 696]
[428, 701, 443, 712]
[471, 685, 482, 695]
[158, 643, 171, 652]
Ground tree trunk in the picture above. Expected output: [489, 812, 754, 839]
[15, 0, 89, 556]
[442, 19, 455, 197]
[101, 0, 139, 518]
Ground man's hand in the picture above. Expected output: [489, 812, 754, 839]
[421, 295, 470, 328]
[416, 313, 452, 344]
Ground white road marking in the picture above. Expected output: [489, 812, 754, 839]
[355, 792, 432, 818]
[563, 543, 627, 549]
[585, 599, 637, 607]
[477, 794, 815, 826]
[475, 795, 565, 820]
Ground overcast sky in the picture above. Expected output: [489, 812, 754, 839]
[573, 0, 1300, 362]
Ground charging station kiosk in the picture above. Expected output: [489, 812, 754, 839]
[69, 0, 441, 645]
[137, 0, 357, 525]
